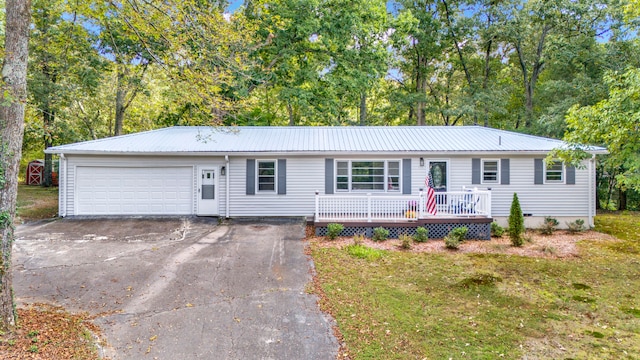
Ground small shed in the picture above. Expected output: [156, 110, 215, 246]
[26, 160, 44, 185]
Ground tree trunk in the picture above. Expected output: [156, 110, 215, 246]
[359, 93, 366, 126]
[0, 0, 31, 331]
[42, 109, 54, 187]
[618, 189, 627, 211]
[114, 68, 126, 136]
[286, 102, 295, 126]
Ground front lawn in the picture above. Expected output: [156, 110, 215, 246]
[310, 214, 640, 359]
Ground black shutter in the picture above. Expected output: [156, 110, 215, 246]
[501, 159, 510, 185]
[246, 159, 255, 195]
[402, 159, 411, 194]
[277, 159, 286, 194]
[566, 165, 576, 185]
[534, 159, 544, 184]
[325, 159, 334, 194]
[472, 158, 481, 184]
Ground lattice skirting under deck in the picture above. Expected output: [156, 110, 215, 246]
[315, 221, 491, 240]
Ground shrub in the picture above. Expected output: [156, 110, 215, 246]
[413, 227, 429, 243]
[399, 233, 412, 250]
[444, 235, 460, 249]
[444, 227, 468, 250]
[450, 227, 468, 241]
[567, 219, 586, 233]
[508, 193, 525, 247]
[372, 227, 389, 242]
[326, 223, 344, 240]
[352, 233, 365, 245]
[540, 216, 559, 235]
[491, 222, 505, 237]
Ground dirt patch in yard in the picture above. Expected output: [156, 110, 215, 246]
[307, 226, 616, 258]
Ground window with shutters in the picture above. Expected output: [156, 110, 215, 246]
[335, 160, 401, 192]
[482, 159, 500, 184]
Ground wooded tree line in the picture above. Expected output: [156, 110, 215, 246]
[1, 0, 639, 208]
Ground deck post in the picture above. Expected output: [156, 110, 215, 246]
[367, 193, 372, 222]
[486, 189, 492, 218]
[418, 189, 424, 219]
[315, 190, 319, 222]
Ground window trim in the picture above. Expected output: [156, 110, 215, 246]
[335, 160, 402, 193]
[256, 159, 277, 193]
[481, 159, 500, 184]
[544, 160, 565, 184]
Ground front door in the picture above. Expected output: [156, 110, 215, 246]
[427, 160, 448, 193]
[197, 167, 219, 216]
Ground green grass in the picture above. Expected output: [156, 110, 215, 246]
[16, 185, 59, 222]
[311, 212, 640, 359]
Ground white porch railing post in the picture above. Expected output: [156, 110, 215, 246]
[486, 189, 492, 217]
[418, 190, 424, 219]
[367, 193, 372, 222]
[315, 190, 319, 222]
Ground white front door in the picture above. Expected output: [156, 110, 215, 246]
[197, 167, 219, 216]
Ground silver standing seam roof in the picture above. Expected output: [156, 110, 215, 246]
[45, 126, 607, 155]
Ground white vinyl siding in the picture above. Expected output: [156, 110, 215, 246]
[229, 156, 324, 217]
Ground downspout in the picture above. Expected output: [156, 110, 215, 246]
[589, 154, 595, 228]
[225, 155, 230, 218]
[60, 153, 66, 217]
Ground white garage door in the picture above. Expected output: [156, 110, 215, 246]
[75, 166, 193, 215]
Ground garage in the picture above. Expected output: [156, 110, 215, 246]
[75, 166, 193, 215]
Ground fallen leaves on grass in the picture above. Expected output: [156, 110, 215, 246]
[0, 303, 105, 360]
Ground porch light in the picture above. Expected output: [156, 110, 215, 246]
[420, 157, 424, 166]
[221, 166, 226, 175]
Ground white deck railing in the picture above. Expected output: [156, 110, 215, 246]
[315, 189, 491, 223]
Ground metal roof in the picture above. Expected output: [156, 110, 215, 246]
[45, 126, 607, 155]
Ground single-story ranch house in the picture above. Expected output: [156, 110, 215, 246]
[46, 126, 605, 239]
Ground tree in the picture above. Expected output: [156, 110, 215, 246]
[558, 68, 640, 209]
[0, 0, 31, 330]
[508, 193, 524, 246]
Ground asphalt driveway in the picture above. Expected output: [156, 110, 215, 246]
[13, 218, 338, 359]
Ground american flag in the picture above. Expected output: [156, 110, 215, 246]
[425, 172, 437, 216]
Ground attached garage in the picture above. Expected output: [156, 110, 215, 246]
[75, 166, 193, 215]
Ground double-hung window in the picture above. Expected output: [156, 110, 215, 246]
[545, 160, 564, 183]
[257, 160, 276, 192]
[336, 160, 400, 192]
[482, 160, 499, 184]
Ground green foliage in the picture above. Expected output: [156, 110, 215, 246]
[444, 227, 467, 250]
[561, 68, 640, 193]
[540, 217, 559, 235]
[372, 227, 389, 242]
[398, 233, 412, 250]
[567, 219, 586, 234]
[412, 227, 429, 243]
[344, 244, 385, 261]
[490, 222, 505, 237]
[326, 223, 344, 240]
[508, 193, 525, 247]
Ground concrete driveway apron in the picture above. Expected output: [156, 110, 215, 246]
[13, 218, 338, 359]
